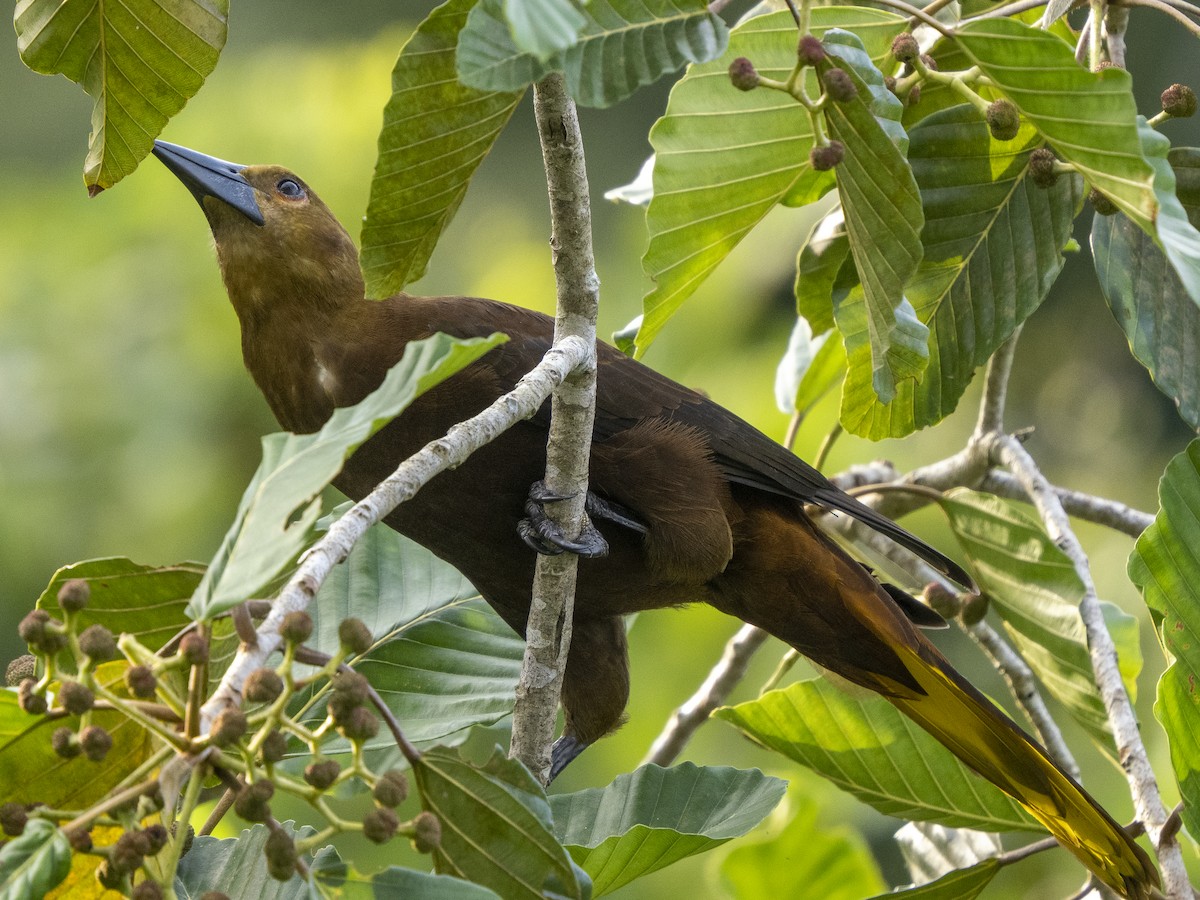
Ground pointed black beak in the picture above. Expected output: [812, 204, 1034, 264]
[152, 140, 265, 226]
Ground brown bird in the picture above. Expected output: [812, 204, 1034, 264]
[153, 140, 1157, 898]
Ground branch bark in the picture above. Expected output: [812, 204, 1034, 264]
[509, 73, 602, 783]
[200, 335, 593, 731]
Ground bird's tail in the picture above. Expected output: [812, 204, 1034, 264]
[884, 635, 1158, 900]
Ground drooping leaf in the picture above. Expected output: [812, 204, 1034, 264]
[34, 557, 201, 658]
[361, 0, 524, 299]
[867, 859, 1001, 899]
[795, 206, 852, 334]
[954, 18, 1200, 300]
[819, 31, 926, 403]
[188, 333, 506, 620]
[550, 762, 786, 895]
[840, 105, 1082, 438]
[174, 822, 340, 899]
[458, 0, 728, 108]
[775, 318, 845, 417]
[719, 794, 885, 899]
[413, 746, 581, 899]
[1128, 440, 1200, 837]
[14, 0, 228, 192]
[715, 679, 1038, 831]
[0, 819, 72, 900]
[1093, 148, 1200, 429]
[504, 0, 587, 60]
[636, 8, 907, 354]
[941, 489, 1141, 759]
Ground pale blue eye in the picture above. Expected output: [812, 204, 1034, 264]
[276, 179, 305, 199]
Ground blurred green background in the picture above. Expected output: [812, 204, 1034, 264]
[3, 2, 1199, 896]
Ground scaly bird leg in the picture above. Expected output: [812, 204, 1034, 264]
[517, 480, 648, 558]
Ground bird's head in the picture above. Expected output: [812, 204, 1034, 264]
[153, 141, 364, 326]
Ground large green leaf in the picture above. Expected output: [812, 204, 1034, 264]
[795, 207, 852, 333]
[458, 0, 727, 108]
[1093, 148, 1200, 429]
[820, 31, 927, 404]
[370, 868, 502, 898]
[414, 746, 582, 899]
[33, 557, 201, 657]
[0, 819, 72, 900]
[188, 333, 506, 620]
[14, 0, 228, 192]
[504, 0, 587, 60]
[550, 762, 785, 895]
[175, 822, 341, 899]
[361, 0, 524, 299]
[1128, 440, 1200, 837]
[775, 318, 846, 417]
[636, 7, 907, 354]
[715, 679, 1038, 831]
[839, 105, 1082, 438]
[867, 860, 1001, 899]
[940, 490, 1141, 758]
[954, 18, 1200, 301]
[720, 794, 885, 899]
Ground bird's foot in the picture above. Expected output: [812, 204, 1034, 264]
[518, 481, 648, 559]
[548, 734, 589, 782]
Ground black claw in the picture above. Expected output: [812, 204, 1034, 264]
[528, 479, 575, 504]
[519, 483, 611, 559]
[549, 735, 589, 781]
[585, 493, 648, 535]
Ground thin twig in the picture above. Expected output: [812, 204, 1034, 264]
[510, 72, 602, 784]
[200, 334, 593, 733]
[977, 470, 1153, 537]
[199, 788, 236, 837]
[975, 327, 1021, 437]
[642, 624, 770, 767]
[961, 0, 1053, 20]
[1111, 0, 1200, 35]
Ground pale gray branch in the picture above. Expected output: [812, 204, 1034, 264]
[199, 335, 594, 732]
[510, 72, 602, 784]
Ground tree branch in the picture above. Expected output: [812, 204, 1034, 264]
[200, 335, 593, 731]
[509, 73, 602, 784]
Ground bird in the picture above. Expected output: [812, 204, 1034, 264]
[152, 140, 1158, 898]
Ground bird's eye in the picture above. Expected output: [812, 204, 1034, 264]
[276, 179, 305, 200]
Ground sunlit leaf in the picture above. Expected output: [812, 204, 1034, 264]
[1128, 440, 1200, 837]
[715, 679, 1037, 831]
[1093, 148, 1200, 429]
[458, 0, 727, 108]
[867, 859, 1001, 899]
[361, 0, 524, 299]
[188, 333, 506, 620]
[14, 0, 228, 192]
[636, 8, 907, 354]
[413, 747, 581, 899]
[720, 794, 885, 899]
[551, 762, 786, 895]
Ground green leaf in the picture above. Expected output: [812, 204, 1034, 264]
[550, 762, 786, 895]
[775, 318, 846, 417]
[720, 794, 885, 899]
[188, 333, 506, 620]
[0, 819, 71, 900]
[1128, 440, 1200, 838]
[34, 557, 201, 657]
[457, 0, 728, 108]
[1093, 148, 1200, 429]
[840, 105, 1082, 438]
[370, 868, 503, 898]
[954, 19, 1200, 300]
[795, 207, 852, 334]
[636, 8, 907, 354]
[867, 860, 1001, 899]
[505, 0, 587, 60]
[414, 746, 581, 899]
[715, 679, 1038, 831]
[819, 31, 926, 403]
[175, 821, 339, 899]
[940, 489, 1141, 758]
[361, 0, 524, 299]
[14, 0, 228, 192]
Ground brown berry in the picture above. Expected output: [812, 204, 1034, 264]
[57, 579, 91, 613]
[1028, 148, 1058, 189]
[884, 75, 897, 93]
[179, 633, 209, 666]
[822, 68, 857, 103]
[1090, 187, 1118, 216]
[1161, 83, 1197, 118]
[373, 769, 409, 807]
[337, 619, 372, 656]
[339, 706, 380, 743]
[0, 803, 27, 837]
[264, 826, 297, 881]
[209, 707, 247, 748]
[17, 610, 50, 645]
[919, 53, 938, 73]
[58, 681, 94, 715]
[986, 99, 1021, 141]
[907, 84, 921, 107]
[125, 665, 158, 699]
[797, 35, 825, 66]
[112, 831, 146, 873]
[142, 824, 169, 855]
[96, 860, 123, 890]
[80, 725, 113, 762]
[6, 655, 35, 686]
[960, 592, 990, 626]
[304, 759, 341, 790]
[922, 582, 961, 618]
[244, 668, 284, 704]
[891, 33, 919, 64]
[363, 807, 399, 844]
[234, 780, 274, 823]
[78, 624, 117, 661]
[728, 57, 759, 92]
[260, 730, 288, 764]
[132, 881, 163, 900]
[18, 679, 48, 716]
[68, 828, 93, 852]
[51, 726, 80, 759]
[279, 611, 313, 645]
[411, 811, 441, 854]
[809, 141, 845, 172]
